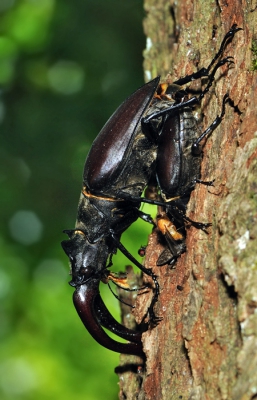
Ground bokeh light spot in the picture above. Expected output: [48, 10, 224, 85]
[34, 258, 67, 289]
[47, 60, 85, 94]
[0, 357, 38, 395]
[9, 210, 43, 245]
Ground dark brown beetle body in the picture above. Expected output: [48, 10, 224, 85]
[138, 24, 242, 265]
[62, 78, 161, 355]
[156, 106, 202, 199]
[62, 25, 241, 356]
[144, 101, 206, 266]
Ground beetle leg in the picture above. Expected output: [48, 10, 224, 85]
[104, 271, 147, 308]
[174, 24, 242, 86]
[198, 57, 234, 102]
[73, 283, 144, 356]
[107, 282, 138, 308]
[137, 210, 155, 224]
[142, 97, 199, 128]
[194, 178, 215, 187]
[166, 204, 212, 233]
[110, 234, 161, 325]
[142, 55, 233, 132]
[173, 67, 209, 86]
[111, 234, 156, 278]
[112, 202, 154, 225]
[114, 192, 211, 236]
[114, 188, 179, 209]
[127, 194, 181, 209]
[205, 24, 242, 72]
[192, 93, 229, 153]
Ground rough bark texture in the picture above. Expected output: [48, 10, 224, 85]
[117, 1, 257, 399]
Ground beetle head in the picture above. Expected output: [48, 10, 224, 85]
[61, 230, 109, 287]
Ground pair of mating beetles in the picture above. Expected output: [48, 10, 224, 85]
[62, 25, 241, 357]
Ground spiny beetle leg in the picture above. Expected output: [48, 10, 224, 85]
[207, 24, 242, 72]
[166, 205, 212, 233]
[173, 67, 209, 86]
[192, 93, 230, 153]
[111, 234, 161, 325]
[174, 24, 241, 86]
[141, 55, 232, 130]
[198, 58, 234, 102]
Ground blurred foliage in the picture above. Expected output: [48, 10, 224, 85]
[0, 1, 153, 399]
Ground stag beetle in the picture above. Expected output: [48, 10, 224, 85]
[133, 24, 242, 266]
[62, 77, 160, 356]
[62, 24, 241, 356]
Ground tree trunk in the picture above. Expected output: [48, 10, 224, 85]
[117, 1, 257, 399]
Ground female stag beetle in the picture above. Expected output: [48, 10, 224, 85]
[62, 24, 241, 356]
[134, 24, 242, 266]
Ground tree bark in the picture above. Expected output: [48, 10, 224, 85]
[117, 1, 257, 399]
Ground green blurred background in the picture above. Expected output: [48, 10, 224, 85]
[0, 1, 154, 399]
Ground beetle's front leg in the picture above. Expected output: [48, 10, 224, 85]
[206, 24, 242, 72]
[174, 24, 242, 86]
[173, 67, 209, 86]
[141, 96, 201, 142]
[110, 234, 162, 326]
[141, 54, 233, 132]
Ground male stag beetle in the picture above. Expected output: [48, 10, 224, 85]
[62, 24, 241, 356]
[62, 77, 160, 356]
